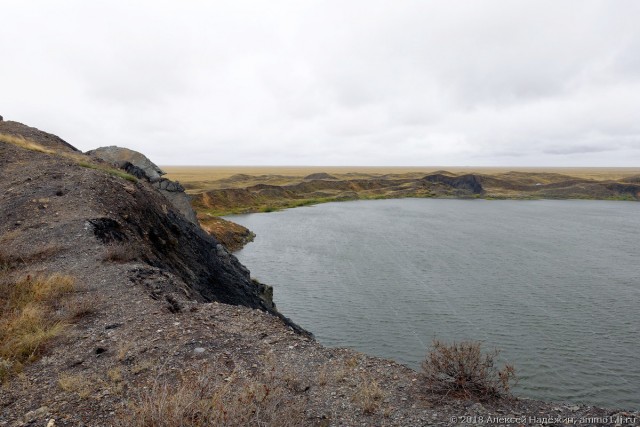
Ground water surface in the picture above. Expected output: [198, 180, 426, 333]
[228, 199, 639, 409]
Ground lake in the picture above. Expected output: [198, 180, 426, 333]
[226, 199, 639, 409]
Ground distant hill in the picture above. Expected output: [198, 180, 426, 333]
[191, 168, 639, 216]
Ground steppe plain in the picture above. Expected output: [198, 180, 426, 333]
[164, 165, 640, 218]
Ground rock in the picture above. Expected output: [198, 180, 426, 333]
[304, 172, 337, 180]
[154, 178, 184, 192]
[605, 182, 640, 199]
[23, 406, 48, 422]
[423, 173, 484, 194]
[194, 347, 206, 354]
[86, 146, 166, 181]
[0, 115, 3, 121]
[469, 403, 485, 413]
[216, 244, 230, 258]
[152, 179, 198, 225]
[46, 420, 56, 427]
[252, 278, 275, 310]
[87, 146, 199, 225]
[121, 162, 148, 180]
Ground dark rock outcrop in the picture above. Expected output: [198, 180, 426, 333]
[304, 172, 337, 180]
[152, 178, 199, 225]
[621, 175, 640, 184]
[423, 173, 484, 194]
[605, 183, 640, 198]
[121, 161, 149, 180]
[87, 146, 199, 225]
[87, 146, 165, 181]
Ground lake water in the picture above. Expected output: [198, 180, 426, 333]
[227, 199, 639, 409]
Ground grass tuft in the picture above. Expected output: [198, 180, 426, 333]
[0, 133, 54, 154]
[0, 274, 80, 381]
[120, 366, 306, 427]
[103, 244, 140, 263]
[352, 377, 385, 415]
[58, 372, 95, 398]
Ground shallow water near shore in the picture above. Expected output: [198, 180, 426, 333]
[227, 199, 640, 409]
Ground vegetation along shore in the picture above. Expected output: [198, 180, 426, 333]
[163, 165, 639, 252]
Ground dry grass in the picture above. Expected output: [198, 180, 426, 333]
[0, 251, 12, 274]
[104, 244, 140, 263]
[58, 366, 125, 400]
[117, 341, 134, 362]
[0, 274, 84, 381]
[352, 376, 385, 415]
[163, 165, 640, 190]
[0, 234, 63, 271]
[421, 340, 517, 402]
[0, 133, 54, 154]
[108, 367, 124, 383]
[107, 367, 126, 395]
[62, 294, 96, 321]
[0, 229, 23, 246]
[58, 372, 96, 398]
[333, 366, 350, 383]
[1, 132, 137, 183]
[120, 366, 306, 427]
[345, 355, 360, 368]
[131, 361, 153, 376]
[317, 365, 329, 386]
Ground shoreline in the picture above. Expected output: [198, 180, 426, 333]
[215, 192, 638, 218]
[220, 197, 640, 411]
[175, 169, 638, 219]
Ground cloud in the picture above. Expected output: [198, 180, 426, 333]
[544, 145, 618, 155]
[0, 0, 639, 166]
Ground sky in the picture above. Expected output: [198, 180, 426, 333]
[1, 1, 639, 166]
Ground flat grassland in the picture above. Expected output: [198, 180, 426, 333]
[164, 166, 640, 193]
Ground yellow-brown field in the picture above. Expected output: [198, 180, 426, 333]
[164, 166, 640, 193]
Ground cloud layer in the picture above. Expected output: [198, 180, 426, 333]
[1, 0, 639, 166]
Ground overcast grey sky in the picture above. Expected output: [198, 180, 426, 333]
[1, 1, 639, 166]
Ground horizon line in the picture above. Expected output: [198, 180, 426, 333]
[160, 165, 640, 169]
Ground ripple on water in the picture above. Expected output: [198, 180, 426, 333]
[229, 199, 640, 409]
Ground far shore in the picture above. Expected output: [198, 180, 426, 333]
[164, 165, 640, 183]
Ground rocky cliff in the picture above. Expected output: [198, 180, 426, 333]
[0, 120, 302, 326]
[86, 146, 199, 225]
